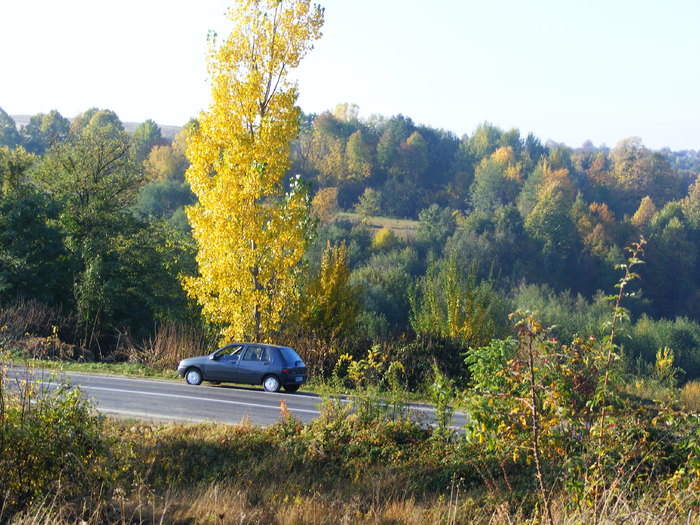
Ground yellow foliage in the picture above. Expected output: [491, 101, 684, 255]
[184, 0, 324, 341]
[311, 187, 339, 223]
[371, 227, 399, 251]
[538, 167, 574, 199]
[631, 195, 657, 228]
[300, 241, 360, 339]
[490, 146, 523, 181]
[491, 146, 514, 166]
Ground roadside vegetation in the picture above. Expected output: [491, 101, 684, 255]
[2, 280, 699, 524]
[3, 0, 700, 521]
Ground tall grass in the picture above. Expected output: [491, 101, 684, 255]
[0, 299, 69, 342]
[128, 321, 217, 371]
[680, 379, 700, 412]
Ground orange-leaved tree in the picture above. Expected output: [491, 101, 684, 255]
[185, 0, 324, 341]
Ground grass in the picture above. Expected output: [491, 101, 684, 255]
[8, 412, 700, 524]
[680, 379, 700, 412]
[3, 357, 700, 524]
[3, 355, 179, 380]
[337, 211, 419, 239]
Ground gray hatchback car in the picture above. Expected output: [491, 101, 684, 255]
[177, 343, 307, 392]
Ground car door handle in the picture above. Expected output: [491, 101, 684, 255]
[263, 361, 270, 365]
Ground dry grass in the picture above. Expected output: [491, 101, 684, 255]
[0, 298, 69, 341]
[680, 379, 700, 413]
[118, 484, 461, 525]
[14, 483, 699, 524]
[129, 321, 217, 371]
[337, 212, 419, 240]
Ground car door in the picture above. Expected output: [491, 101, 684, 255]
[236, 345, 271, 384]
[204, 345, 243, 382]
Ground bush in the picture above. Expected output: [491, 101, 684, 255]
[0, 364, 115, 521]
[624, 316, 700, 381]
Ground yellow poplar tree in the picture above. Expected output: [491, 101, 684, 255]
[185, 0, 324, 341]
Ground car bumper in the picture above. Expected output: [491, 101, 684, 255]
[282, 374, 307, 386]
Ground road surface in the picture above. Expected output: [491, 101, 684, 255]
[4, 367, 468, 430]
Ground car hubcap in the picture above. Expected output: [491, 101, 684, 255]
[187, 370, 199, 384]
[264, 377, 278, 391]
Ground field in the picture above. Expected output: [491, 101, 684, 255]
[337, 212, 420, 240]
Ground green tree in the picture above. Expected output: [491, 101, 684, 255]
[354, 187, 381, 216]
[376, 115, 412, 172]
[184, 0, 324, 341]
[350, 248, 418, 331]
[682, 177, 700, 229]
[0, 146, 35, 197]
[345, 129, 373, 180]
[644, 209, 697, 318]
[21, 110, 70, 154]
[390, 131, 428, 184]
[0, 184, 69, 305]
[71, 108, 124, 135]
[469, 148, 520, 211]
[467, 121, 502, 160]
[525, 178, 580, 288]
[411, 256, 506, 349]
[0, 108, 21, 148]
[131, 118, 164, 162]
[416, 203, 456, 251]
[33, 122, 144, 342]
[610, 137, 683, 214]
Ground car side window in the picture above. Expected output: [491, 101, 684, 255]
[242, 346, 270, 361]
[243, 346, 262, 361]
[219, 345, 243, 359]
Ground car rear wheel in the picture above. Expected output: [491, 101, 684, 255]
[283, 384, 300, 393]
[263, 375, 281, 392]
[185, 368, 203, 385]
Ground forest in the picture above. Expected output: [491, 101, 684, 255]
[2, 103, 700, 387]
[2, 103, 700, 524]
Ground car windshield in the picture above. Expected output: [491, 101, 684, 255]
[278, 347, 303, 364]
[215, 345, 244, 359]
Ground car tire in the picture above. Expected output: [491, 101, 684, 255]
[263, 375, 281, 392]
[283, 384, 300, 393]
[185, 368, 203, 385]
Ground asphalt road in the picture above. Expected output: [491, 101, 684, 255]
[5, 368, 468, 430]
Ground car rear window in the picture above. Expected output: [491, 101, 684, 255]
[279, 347, 303, 364]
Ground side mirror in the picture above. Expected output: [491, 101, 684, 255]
[209, 354, 216, 360]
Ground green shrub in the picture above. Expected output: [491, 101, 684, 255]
[0, 365, 115, 521]
[623, 315, 700, 381]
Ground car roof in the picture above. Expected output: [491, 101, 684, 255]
[225, 342, 290, 349]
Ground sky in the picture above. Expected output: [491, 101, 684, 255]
[2, 0, 699, 150]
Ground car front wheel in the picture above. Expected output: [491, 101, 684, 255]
[263, 375, 281, 392]
[185, 368, 203, 385]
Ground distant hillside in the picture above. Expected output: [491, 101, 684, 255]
[11, 115, 182, 139]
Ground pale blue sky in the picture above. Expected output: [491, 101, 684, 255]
[2, 0, 699, 150]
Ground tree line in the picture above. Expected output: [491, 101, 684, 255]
[2, 102, 700, 385]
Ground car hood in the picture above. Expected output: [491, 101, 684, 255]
[178, 355, 209, 368]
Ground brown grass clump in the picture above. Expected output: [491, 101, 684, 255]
[128, 321, 217, 370]
[0, 298, 69, 342]
[680, 379, 700, 413]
